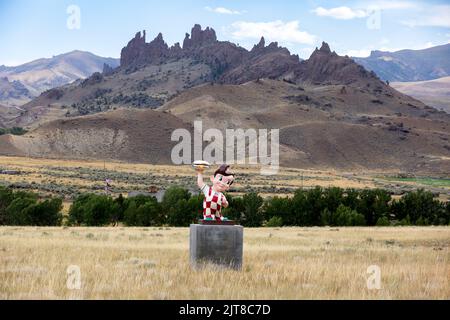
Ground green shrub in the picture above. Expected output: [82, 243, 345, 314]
[161, 187, 198, 226]
[391, 189, 447, 225]
[357, 189, 391, 226]
[304, 187, 325, 226]
[222, 193, 244, 223]
[241, 192, 264, 227]
[162, 186, 191, 211]
[415, 216, 429, 226]
[68, 194, 118, 226]
[334, 204, 366, 226]
[320, 208, 333, 226]
[187, 194, 204, 222]
[166, 198, 190, 226]
[22, 198, 62, 226]
[376, 216, 390, 226]
[263, 196, 292, 225]
[2, 185, 448, 227]
[397, 215, 411, 226]
[266, 216, 283, 227]
[290, 189, 308, 225]
[124, 196, 162, 226]
[123, 201, 138, 226]
[68, 194, 93, 225]
[342, 188, 360, 210]
[2, 188, 61, 226]
[323, 187, 344, 214]
[0, 186, 15, 224]
[0, 127, 28, 136]
[85, 195, 118, 226]
[113, 193, 126, 223]
[352, 212, 367, 226]
[5, 197, 37, 225]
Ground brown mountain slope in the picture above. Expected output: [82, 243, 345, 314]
[10, 58, 211, 129]
[0, 108, 192, 163]
[160, 79, 450, 173]
[1, 79, 449, 173]
[1, 25, 448, 173]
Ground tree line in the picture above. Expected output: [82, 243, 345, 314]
[0, 185, 449, 227]
[0, 127, 28, 136]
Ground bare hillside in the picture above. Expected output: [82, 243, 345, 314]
[0, 108, 192, 164]
[392, 76, 450, 113]
[161, 79, 450, 173]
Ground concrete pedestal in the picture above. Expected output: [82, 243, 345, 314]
[190, 224, 243, 270]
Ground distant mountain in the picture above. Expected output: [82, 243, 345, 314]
[0, 50, 119, 106]
[0, 77, 32, 107]
[392, 76, 450, 113]
[354, 43, 450, 82]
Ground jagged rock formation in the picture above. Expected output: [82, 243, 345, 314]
[182, 24, 217, 49]
[220, 36, 301, 84]
[118, 25, 392, 91]
[119, 24, 303, 84]
[102, 63, 115, 75]
[294, 42, 381, 86]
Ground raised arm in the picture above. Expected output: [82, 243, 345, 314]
[197, 171, 205, 189]
[222, 194, 229, 208]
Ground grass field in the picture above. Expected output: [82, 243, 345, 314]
[381, 176, 450, 188]
[0, 226, 448, 299]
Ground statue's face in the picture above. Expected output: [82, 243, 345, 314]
[210, 174, 234, 193]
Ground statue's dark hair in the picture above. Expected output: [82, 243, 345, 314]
[214, 164, 234, 177]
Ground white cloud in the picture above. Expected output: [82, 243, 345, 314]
[312, 1, 417, 20]
[344, 49, 372, 57]
[401, 5, 450, 28]
[367, 0, 417, 10]
[229, 20, 316, 45]
[205, 6, 243, 15]
[312, 6, 367, 20]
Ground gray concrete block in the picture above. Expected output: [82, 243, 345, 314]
[190, 224, 243, 270]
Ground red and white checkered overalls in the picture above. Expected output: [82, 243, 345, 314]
[201, 184, 224, 220]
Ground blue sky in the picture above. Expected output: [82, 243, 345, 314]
[0, 0, 449, 66]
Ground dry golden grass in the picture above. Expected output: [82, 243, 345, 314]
[0, 226, 448, 299]
[1, 156, 448, 201]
